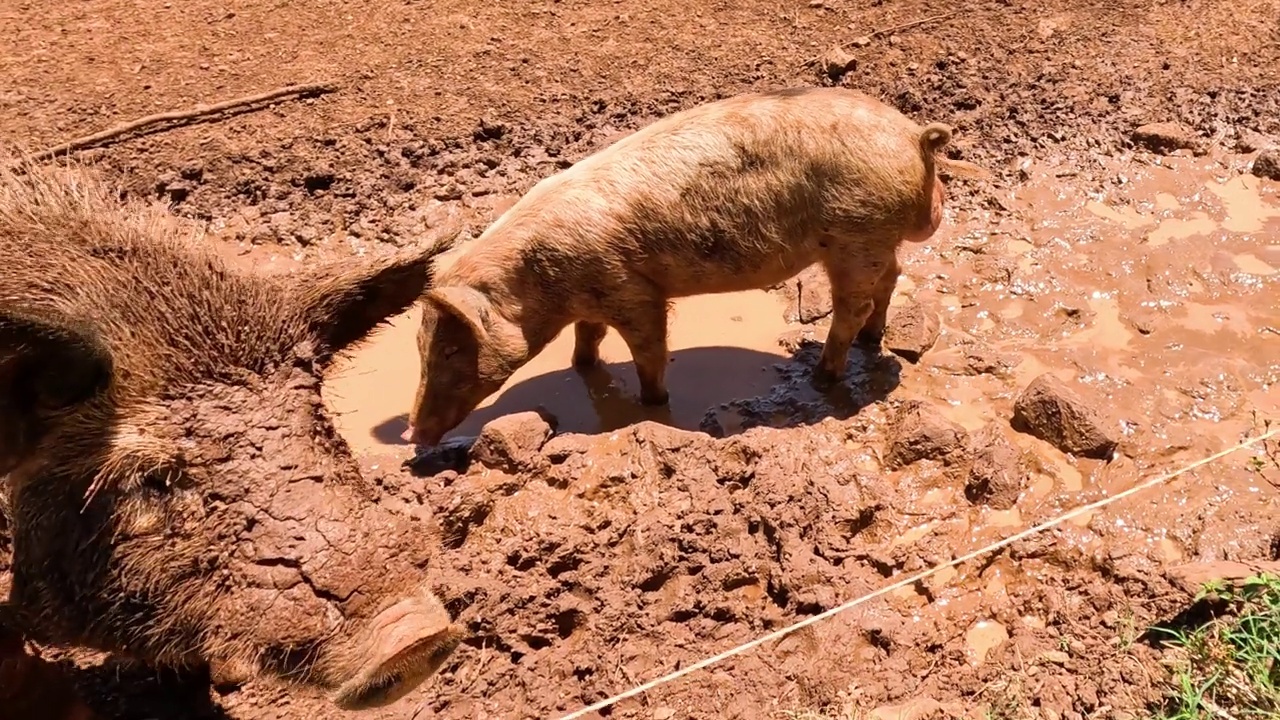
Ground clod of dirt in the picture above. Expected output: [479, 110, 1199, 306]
[1164, 560, 1280, 597]
[884, 399, 968, 468]
[868, 697, 961, 720]
[1011, 373, 1119, 459]
[1131, 122, 1206, 155]
[1250, 147, 1280, 180]
[473, 119, 508, 142]
[883, 300, 941, 363]
[1235, 130, 1277, 153]
[964, 423, 1027, 509]
[778, 266, 833, 324]
[822, 46, 858, 81]
[470, 410, 558, 473]
[1123, 307, 1162, 336]
[925, 339, 1019, 377]
[154, 172, 193, 204]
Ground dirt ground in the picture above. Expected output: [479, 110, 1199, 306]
[2, 0, 1280, 718]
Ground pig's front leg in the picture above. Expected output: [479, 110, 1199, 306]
[855, 255, 901, 347]
[610, 304, 671, 406]
[816, 258, 881, 382]
[572, 320, 610, 368]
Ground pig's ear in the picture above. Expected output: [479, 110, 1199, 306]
[292, 231, 460, 358]
[0, 309, 114, 448]
[423, 286, 492, 342]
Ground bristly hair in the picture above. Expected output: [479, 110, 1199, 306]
[0, 149, 324, 395]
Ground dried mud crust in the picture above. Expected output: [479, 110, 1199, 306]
[2, 0, 1280, 718]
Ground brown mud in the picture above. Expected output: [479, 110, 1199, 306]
[2, 0, 1280, 719]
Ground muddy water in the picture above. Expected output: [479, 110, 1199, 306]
[323, 290, 793, 452]
[853, 157, 1280, 648]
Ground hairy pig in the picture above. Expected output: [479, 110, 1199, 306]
[405, 86, 987, 445]
[0, 157, 462, 710]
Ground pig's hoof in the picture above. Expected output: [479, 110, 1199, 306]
[811, 364, 844, 388]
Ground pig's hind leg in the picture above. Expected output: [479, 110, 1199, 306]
[608, 303, 671, 406]
[854, 255, 901, 347]
[572, 321, 610, 368]
[815, 254, 886, 382]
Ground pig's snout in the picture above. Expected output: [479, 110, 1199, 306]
[402, 413, 453, 447]
[399, 423, 438, 446]
[327, 588, 463, 711]
[399, 424, 417, 444]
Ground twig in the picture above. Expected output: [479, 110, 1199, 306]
[872, 11, 961, 40]
[30, 82, 339, 161]
[802, 11, 961, 67]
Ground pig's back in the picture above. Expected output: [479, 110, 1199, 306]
[0, 184, 280, 393]
[471, 87, 932, 296]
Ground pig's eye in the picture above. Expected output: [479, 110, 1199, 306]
[443, 345, 460, 359]
[140, 466, 190, 495]
[141, 470, 176, 494]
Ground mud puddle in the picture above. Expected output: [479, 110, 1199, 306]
[323, 289, 794, 453]
[992, 158, 1279, 391]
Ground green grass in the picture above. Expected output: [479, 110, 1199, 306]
[1150, 573, 1280, 720]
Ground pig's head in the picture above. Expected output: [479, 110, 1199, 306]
[1, 213, 464, 709]
[404, 285, 522, 446]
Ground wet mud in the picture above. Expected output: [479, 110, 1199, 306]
[323, 289, 794, 453]
[3, 1, 1280, 718]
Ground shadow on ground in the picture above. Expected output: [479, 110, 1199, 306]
[398, 341, 902, 476]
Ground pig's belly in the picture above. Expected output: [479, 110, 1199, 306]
[653, 245, 821, 299]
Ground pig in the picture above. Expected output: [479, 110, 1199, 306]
[405, 86, 987, 445]
[0, 156, 463, 710]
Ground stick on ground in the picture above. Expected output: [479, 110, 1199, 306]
[30, 82, 339, 161]
[802, 11, 961, 67]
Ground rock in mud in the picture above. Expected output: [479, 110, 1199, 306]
[1250, 147, 1280, 180]
[1011, 374, 1118, 459]
[884, 400, 968, 468]
[965, 424, 1027, 509]
[822, 45, 858, 81]
[1131, 122, 1205, 155]
[470, 410, 557, 473]
[883, 300, 941, 363]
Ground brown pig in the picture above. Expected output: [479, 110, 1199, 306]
[405, 86, 983, 445]
[0, 156, 463, 710]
